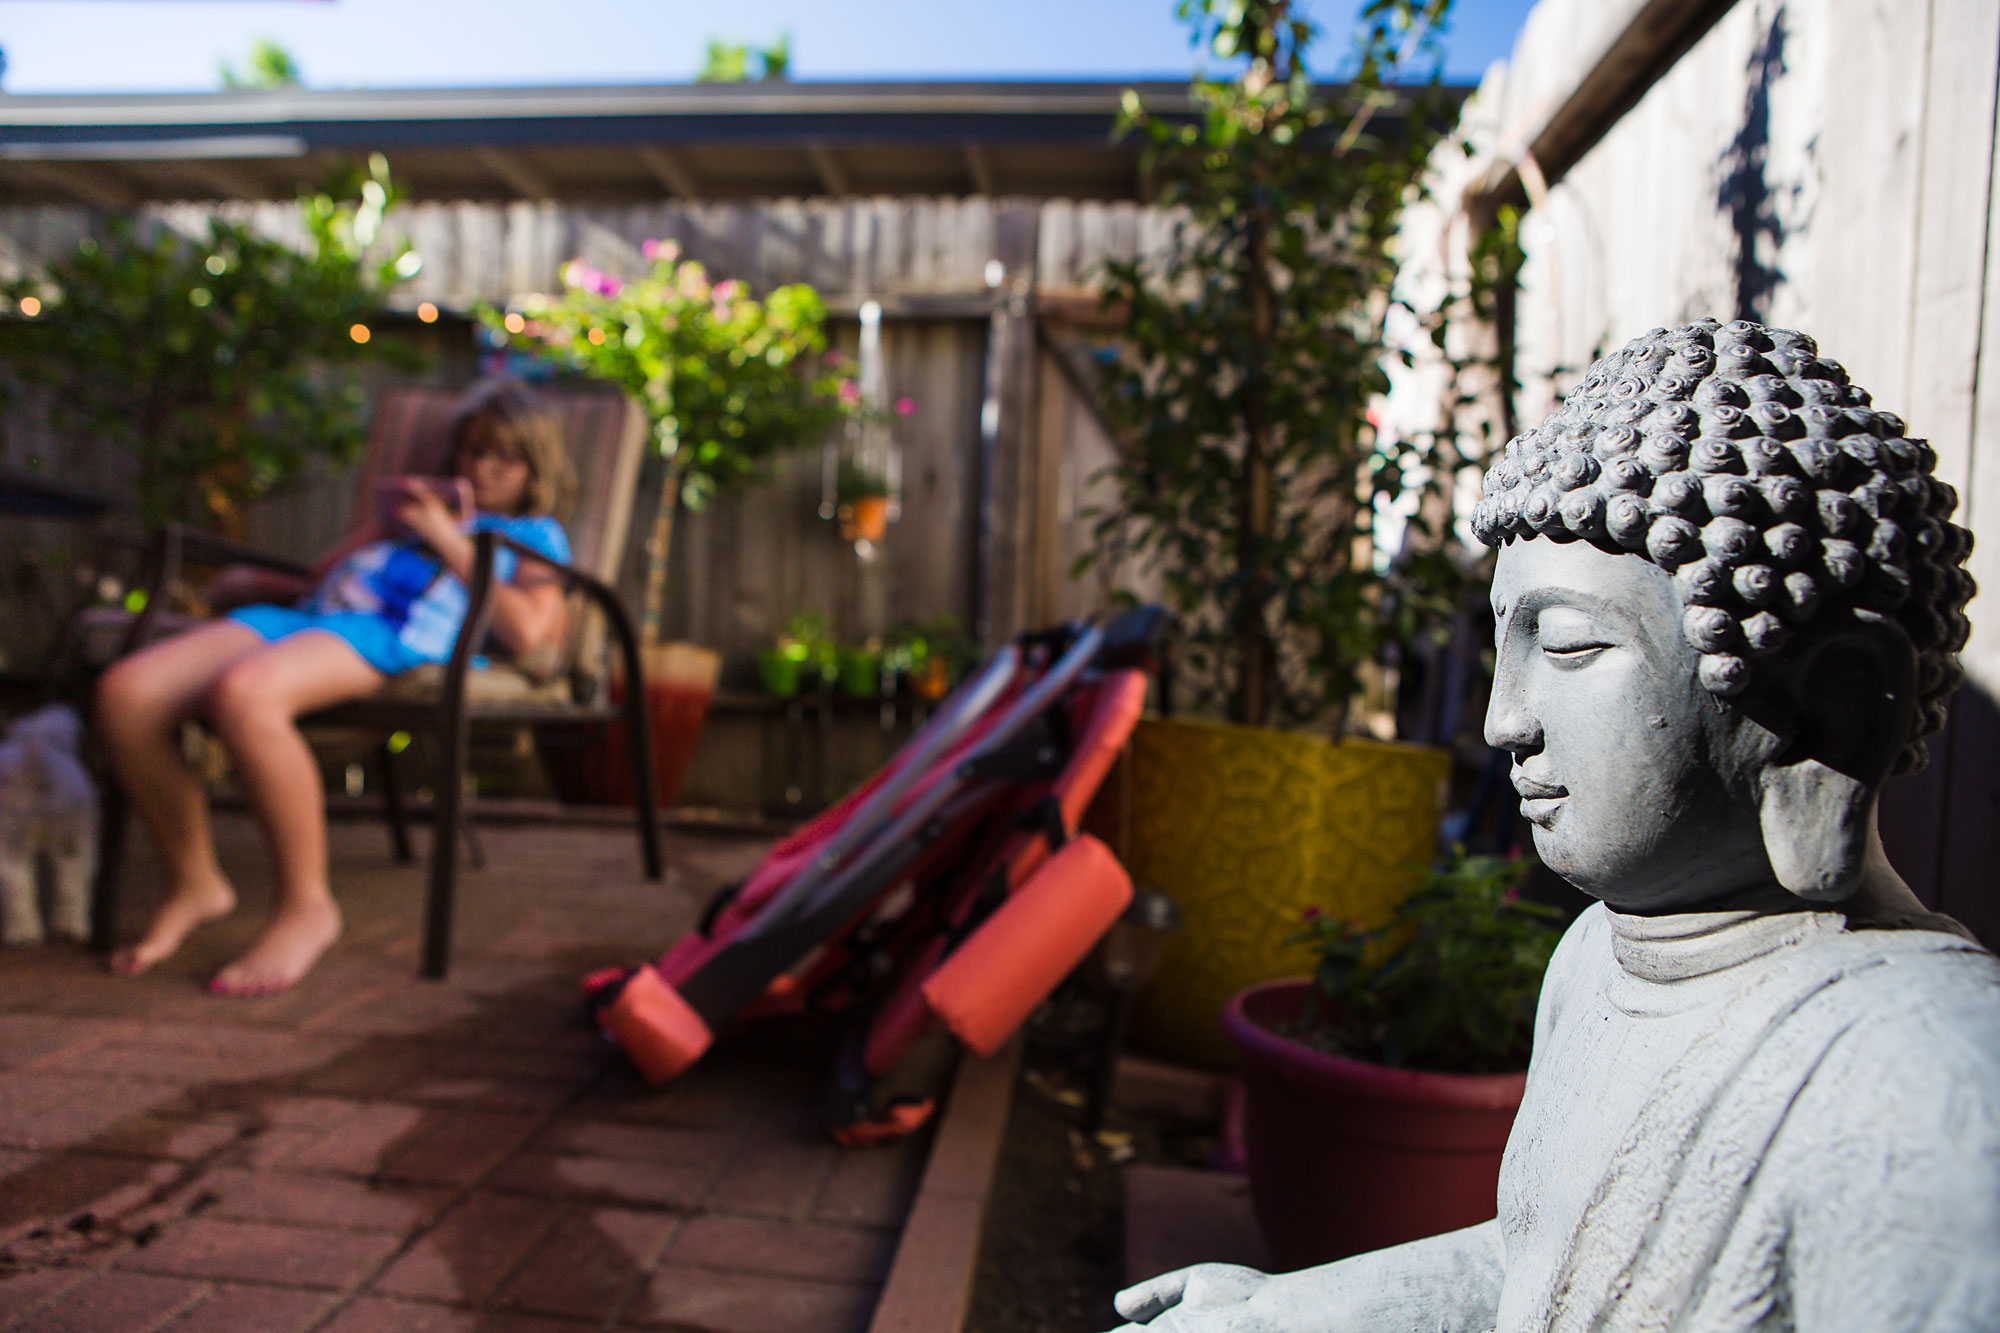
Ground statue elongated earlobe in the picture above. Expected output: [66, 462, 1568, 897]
[1751, 628, 1915, 903]
[1757, 761, 1872, 901]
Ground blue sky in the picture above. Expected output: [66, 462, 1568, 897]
[0, 0, 1536, 93]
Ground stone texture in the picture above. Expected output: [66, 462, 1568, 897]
[115, 1216, 403, 1290]
[370, 1191, 559, 1304]
[0, 818, 994, 1333]
[491, 1206, 679, 1322]
[629, 1264, 876, 1333]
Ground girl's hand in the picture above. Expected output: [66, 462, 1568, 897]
[392, 480, 466, 550]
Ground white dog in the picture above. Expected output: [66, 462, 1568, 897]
[0, 705, 98, 944]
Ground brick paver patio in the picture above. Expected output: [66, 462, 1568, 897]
[0, 812, 939, 1332]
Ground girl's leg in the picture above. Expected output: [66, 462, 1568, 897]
[201, 631, 385, 995]
[97, 620, 267, 974]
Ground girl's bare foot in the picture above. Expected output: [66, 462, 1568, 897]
[206, 898, 342, 997]
[109, 874, 236, 975]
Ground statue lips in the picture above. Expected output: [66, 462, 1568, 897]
[1512, 771, 1568, 826]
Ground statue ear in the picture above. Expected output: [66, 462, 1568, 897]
[1754, 629, 1914, 902]
[1757, 759, 1874, 901]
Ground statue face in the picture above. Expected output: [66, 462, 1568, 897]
[1486, 538, 1773, 911]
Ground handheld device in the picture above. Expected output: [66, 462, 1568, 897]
[376, 475, 473, 533]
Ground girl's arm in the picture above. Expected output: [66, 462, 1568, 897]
[394, 489, 568, 660]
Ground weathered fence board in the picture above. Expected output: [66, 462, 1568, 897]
[1395, 0, 2000, 931]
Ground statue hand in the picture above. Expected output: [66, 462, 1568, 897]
[1109, 1263, 1275, 1330]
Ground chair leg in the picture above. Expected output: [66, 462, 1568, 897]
[622, 692, 663, 883]
[422, 716, 469, 981]
[461, 807, 487, 872]
[90, 776, 128, 953]
[376, 740, 415, 866]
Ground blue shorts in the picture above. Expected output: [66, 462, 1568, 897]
[226, 605, 430, 676]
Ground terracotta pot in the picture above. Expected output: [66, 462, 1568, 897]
[838, 494, 890, 544]
[1222, 978, 1525, 1270]
[540, 642, 718, 808]
[1099, 716, 1448, 1066]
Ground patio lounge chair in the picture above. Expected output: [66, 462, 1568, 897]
[91, 385, 663, 979]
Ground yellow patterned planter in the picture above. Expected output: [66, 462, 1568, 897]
[1101, 716, 1448, 1067]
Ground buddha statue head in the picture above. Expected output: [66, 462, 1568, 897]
[1473, 318, 1975, 912]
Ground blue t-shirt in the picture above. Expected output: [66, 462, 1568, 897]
[304, 513, 571, 664]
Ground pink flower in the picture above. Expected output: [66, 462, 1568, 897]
[894, 396, 916, 416]
[591, 273, 623, 297]
[641, 238, 662, 260]
[712, 279, 741, 303]
[824, 350, 843, 366]
[837, 379, 861, 406]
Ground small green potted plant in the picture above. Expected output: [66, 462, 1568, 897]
[889, 614, 976, 701]
[757, 610, 836, 698]
[837, 636, 886, 700]
[1222, 850, 1566, 1269]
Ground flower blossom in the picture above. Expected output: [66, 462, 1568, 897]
[837, 379, 861, 406]
[894, 396, 916, 417]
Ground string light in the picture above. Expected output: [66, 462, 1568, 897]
[349, 323, 371, 344]
[416, 302, 439, 323]
[503, 311, 526, 334]
[18, 297, 41, 317]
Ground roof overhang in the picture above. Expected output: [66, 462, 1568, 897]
[0, 80, 1470, 206]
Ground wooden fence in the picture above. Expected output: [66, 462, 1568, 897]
[1388, 0, 2000, 939]
[0, 194, 1153, 806]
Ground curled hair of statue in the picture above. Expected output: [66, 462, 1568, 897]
[1472, 318, 1976, 775]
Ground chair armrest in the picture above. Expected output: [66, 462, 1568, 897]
[486, 532, 647, 701]
[203, 564, 316, 612]
[123, 523, 316, 655]
[157, 523, 315, 581]
[440, 531, 648, 715]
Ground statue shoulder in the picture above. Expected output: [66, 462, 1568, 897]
[1530, 904, 1613, 1045]
[1788, 937, 2000, 1156]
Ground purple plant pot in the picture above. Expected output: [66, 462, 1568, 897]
[1221, 978, 1527, 1270]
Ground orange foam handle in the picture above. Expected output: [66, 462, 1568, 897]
[830, 1099, 937, 1147]
[921, 833, 1133, 1057]
[600, 967, 714, 1085]
[1057, 670, 1149, 832]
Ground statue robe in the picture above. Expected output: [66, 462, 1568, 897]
[1496, 905, 2000, 1331]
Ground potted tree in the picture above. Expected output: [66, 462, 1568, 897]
[1081, 0, 1492, 1064]
[490, 243, 850, 803]
[1225, 851, 1564, 1267]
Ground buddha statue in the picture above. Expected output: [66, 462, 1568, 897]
[1111, 319, 2000, 1332]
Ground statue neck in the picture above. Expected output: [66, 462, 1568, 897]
[1603, 906, 1840, 983]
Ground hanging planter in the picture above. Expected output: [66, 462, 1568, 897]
[835, 457, 893, 545]
[819, 300, 911, 556]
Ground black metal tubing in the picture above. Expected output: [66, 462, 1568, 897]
[419, 531, 498, 979]
[375, 738, 414, 866]
[484, 531, 660, 881]
[121, 522, 313, 656]
[419, 530, 662, 979]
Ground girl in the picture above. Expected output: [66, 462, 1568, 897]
[98, 380, 574, 995]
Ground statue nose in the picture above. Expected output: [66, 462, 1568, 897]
[1484, 694, 1544, 756]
